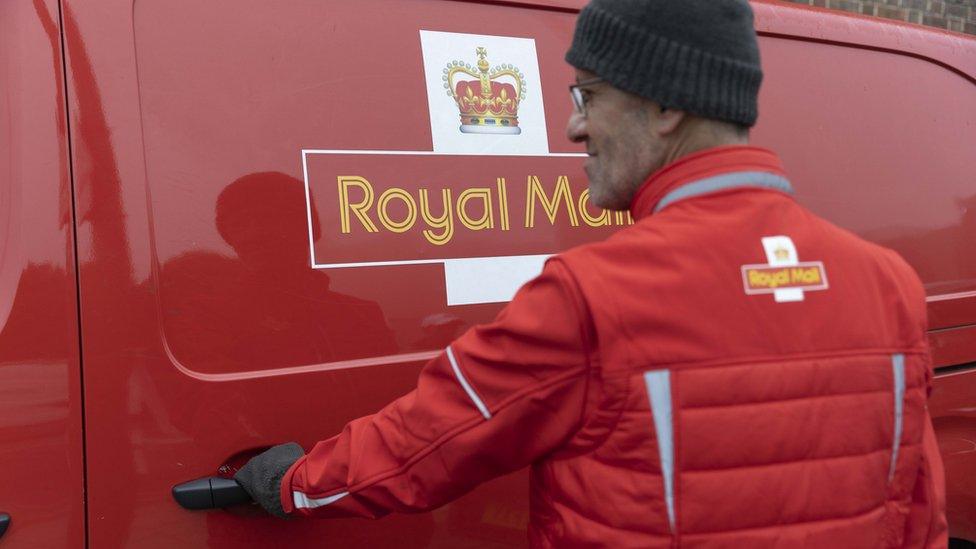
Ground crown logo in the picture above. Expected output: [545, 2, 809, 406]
[443, 47, 526, 135]
[774, 247, 790, 261]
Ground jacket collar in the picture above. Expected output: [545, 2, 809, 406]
[629, 145, 792, 221]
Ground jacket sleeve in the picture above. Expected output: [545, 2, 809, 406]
[280, 258, 595, 518]
[902, 411, 948, 548]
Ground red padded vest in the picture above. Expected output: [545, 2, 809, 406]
[280, 146, 946, 548]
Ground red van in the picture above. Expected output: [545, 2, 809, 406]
[2, 0, 974, 546]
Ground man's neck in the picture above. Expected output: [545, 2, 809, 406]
[662, 119, 749, 168]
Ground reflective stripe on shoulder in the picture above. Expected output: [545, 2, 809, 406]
[293, 490, 349, 510]
[644, 369, 676, 534]
[446, 346, 492, 420]
[654, 171, 794, 214]
[888, 353, 906, 484]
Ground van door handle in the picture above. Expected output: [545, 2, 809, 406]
[0, 513, 10, 538]
[172, 477, 251, 510]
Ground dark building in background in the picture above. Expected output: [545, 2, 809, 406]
[782, 0, 976, 35]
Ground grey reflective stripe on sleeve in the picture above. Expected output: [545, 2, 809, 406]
[888, 353, 906, 484]
[644, 369, 676, 533]
[293, 490, 349, 510]
[446, 346, 492, 420]
[654, 171, 794, 214]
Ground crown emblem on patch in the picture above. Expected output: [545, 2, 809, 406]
[774, 247, 790, 261]
[443, 47, 526, 135]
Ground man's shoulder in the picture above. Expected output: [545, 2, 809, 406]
[544, 218, 679, 302]
[803, 206, 919, 277]
[809, 209, 926, 299]
[558, 218, 664, 261]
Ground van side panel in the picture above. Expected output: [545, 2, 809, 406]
[0, 0, 86, 547]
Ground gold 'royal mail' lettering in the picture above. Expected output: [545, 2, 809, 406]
[745, 264, 826, 291]
[578, 189, 611, 227]
[335, 174, 630, 245]
[791, 267, 822, 284]
[614, 210, 634, 226]
[419, 188, 454, 246]
[749, 268, 791, 289]
[457, 188, 495, 231]
[496, 178, 510, 231]
[377, 188, 417, 233]
[338, 176, 379, 233]
[525, 175, 579, 228]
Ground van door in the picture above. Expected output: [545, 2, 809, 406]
[0, 1, 85, 547]
[64, 0, 593, 546]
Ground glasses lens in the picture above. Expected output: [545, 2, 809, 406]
[571, 87, 584, 114]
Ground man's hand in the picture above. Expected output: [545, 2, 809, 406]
[234, 442, 304, 517]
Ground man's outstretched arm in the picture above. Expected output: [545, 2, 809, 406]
[236, 258, 596, 518]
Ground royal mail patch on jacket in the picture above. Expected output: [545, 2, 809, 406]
[741, 236, 829, 302]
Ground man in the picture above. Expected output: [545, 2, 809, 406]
[236, 0, 947, 546]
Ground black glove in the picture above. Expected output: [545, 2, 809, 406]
[234, 442, 305, 518]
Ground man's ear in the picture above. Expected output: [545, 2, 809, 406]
[656, 107, 686, 136]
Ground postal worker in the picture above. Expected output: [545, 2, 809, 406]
[236, 1, 947, 546]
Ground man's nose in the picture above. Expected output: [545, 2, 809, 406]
[566, 110, 587, 144]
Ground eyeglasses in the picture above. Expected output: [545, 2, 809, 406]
[569, 77, 604, 115]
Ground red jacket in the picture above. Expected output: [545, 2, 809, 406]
[280, 146, 947, 547]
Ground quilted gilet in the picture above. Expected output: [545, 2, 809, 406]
[528, 146, 942, 548]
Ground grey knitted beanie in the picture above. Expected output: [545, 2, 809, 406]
[565, 0, 763, 127]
